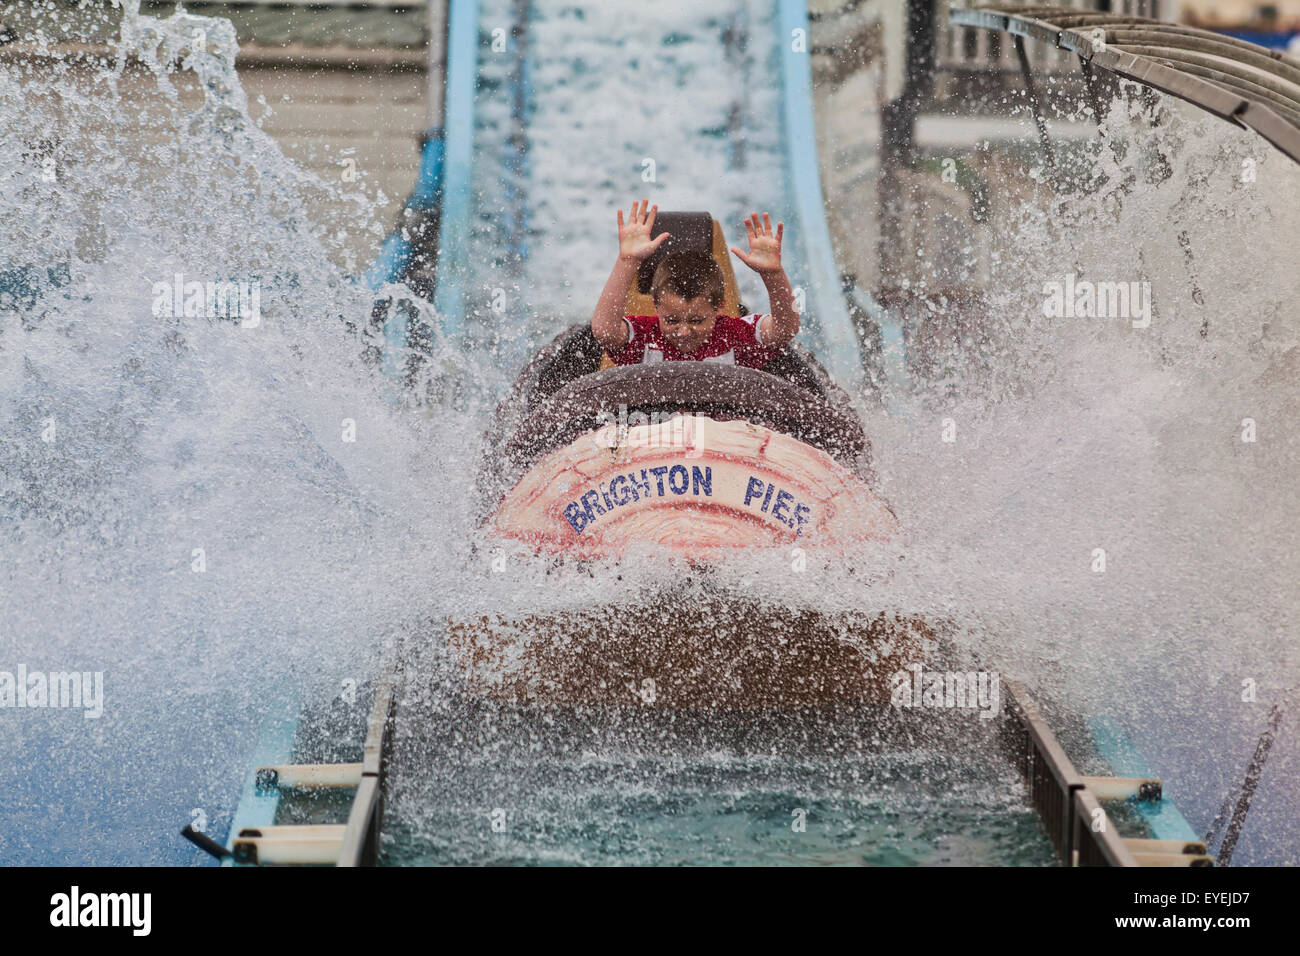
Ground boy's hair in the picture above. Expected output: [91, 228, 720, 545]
[650, 251, 724, 310]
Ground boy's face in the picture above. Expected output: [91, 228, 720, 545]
[655, 292, 717, 354]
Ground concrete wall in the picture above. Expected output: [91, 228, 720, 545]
[238, 60, 427, 268]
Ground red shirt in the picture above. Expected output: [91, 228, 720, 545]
[609, 314, 778, 369]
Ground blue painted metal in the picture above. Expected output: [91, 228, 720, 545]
[1216, 29, 1300, 51]
[408, 131, 449, 210]
[223, 697, 300, 865]
[501, 0, 533, 271]
[876, 309, 907, 387]
[431, 0, 481, 339]
[775, 0, 865, 388]
[845, 283, 910, 415]
[366, 130, 446, 292]
[1089, 715, 1201, 843]
[368, 232, 410, 292]
[368, 131, 448, 387]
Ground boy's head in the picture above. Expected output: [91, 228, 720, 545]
[650, 251, 724, 354]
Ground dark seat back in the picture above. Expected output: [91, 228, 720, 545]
[634, 211, 716, 295]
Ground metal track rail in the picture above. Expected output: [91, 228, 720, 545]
[215, 669, 397, 867]
[949, 5, 1300, 165]
[337, 672, 396, 867]
[1002, 679, 1212, 866]
[205, 670, 1200, 865]
[224, 675, 1205, 867]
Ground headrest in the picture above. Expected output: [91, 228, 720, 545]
[635, 211, 715, 295]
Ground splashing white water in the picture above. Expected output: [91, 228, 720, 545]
[874, 92, 1300, 718]
[1, 3, 1296, 863]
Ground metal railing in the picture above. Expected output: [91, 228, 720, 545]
[949, 5, 1300, 162]
[940, 0, 1177, 72]
[1001, 679, 1213, 866]
[1001, 679, 1139, 865]
[337, 671, 396, 867]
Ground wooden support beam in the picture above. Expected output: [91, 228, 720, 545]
[231, 826, 347, 866]
[255, 763, 363, 790]
[1132, 852, 1215, 867]
[1123, 838, 1209, 855]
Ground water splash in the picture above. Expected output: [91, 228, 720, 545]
[2, 1, 1296, 864]
[0, 1, 485, 863]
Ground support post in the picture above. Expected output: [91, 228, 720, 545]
[1014, 34, 1056, 169]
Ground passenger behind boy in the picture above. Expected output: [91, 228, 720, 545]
[591, 200, 800, 367]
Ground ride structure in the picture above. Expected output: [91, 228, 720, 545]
[949, 4, 1300, 166]
[195, 2, 1263, 869]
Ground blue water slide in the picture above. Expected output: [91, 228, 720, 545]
[364, 133, 446, 292]
[1090, 716, 1202, 843]
[372, 1, 870, 388]
[223, 700, 299, 862]
[428, 0, 480, 339]
[776, 0, 867, 388]
[364, 0, 480, 357]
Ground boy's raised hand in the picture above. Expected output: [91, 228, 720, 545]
[730, 212, 784, 277]
[618, 200, 670, 262]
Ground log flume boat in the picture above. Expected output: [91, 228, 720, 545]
[451, 211, 929, 709]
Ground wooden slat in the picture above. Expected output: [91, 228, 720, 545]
[363, 678, 395, 777]
[1072, 783, 1141, 866]
[337, 777, 380, 868]
[256, 762, 363, 789]
[232, 831, 345, 866]
[238, 825, 347, 841]
[252, 100, 427, 135]
[238, 69, 425, 100]
[1132, 852, 1215, 867]
[1123, 837, 1209, 855]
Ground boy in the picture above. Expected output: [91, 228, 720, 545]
[591, 200, 800, 367]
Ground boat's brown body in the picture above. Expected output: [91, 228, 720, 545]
[447, 600, 934, 710]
